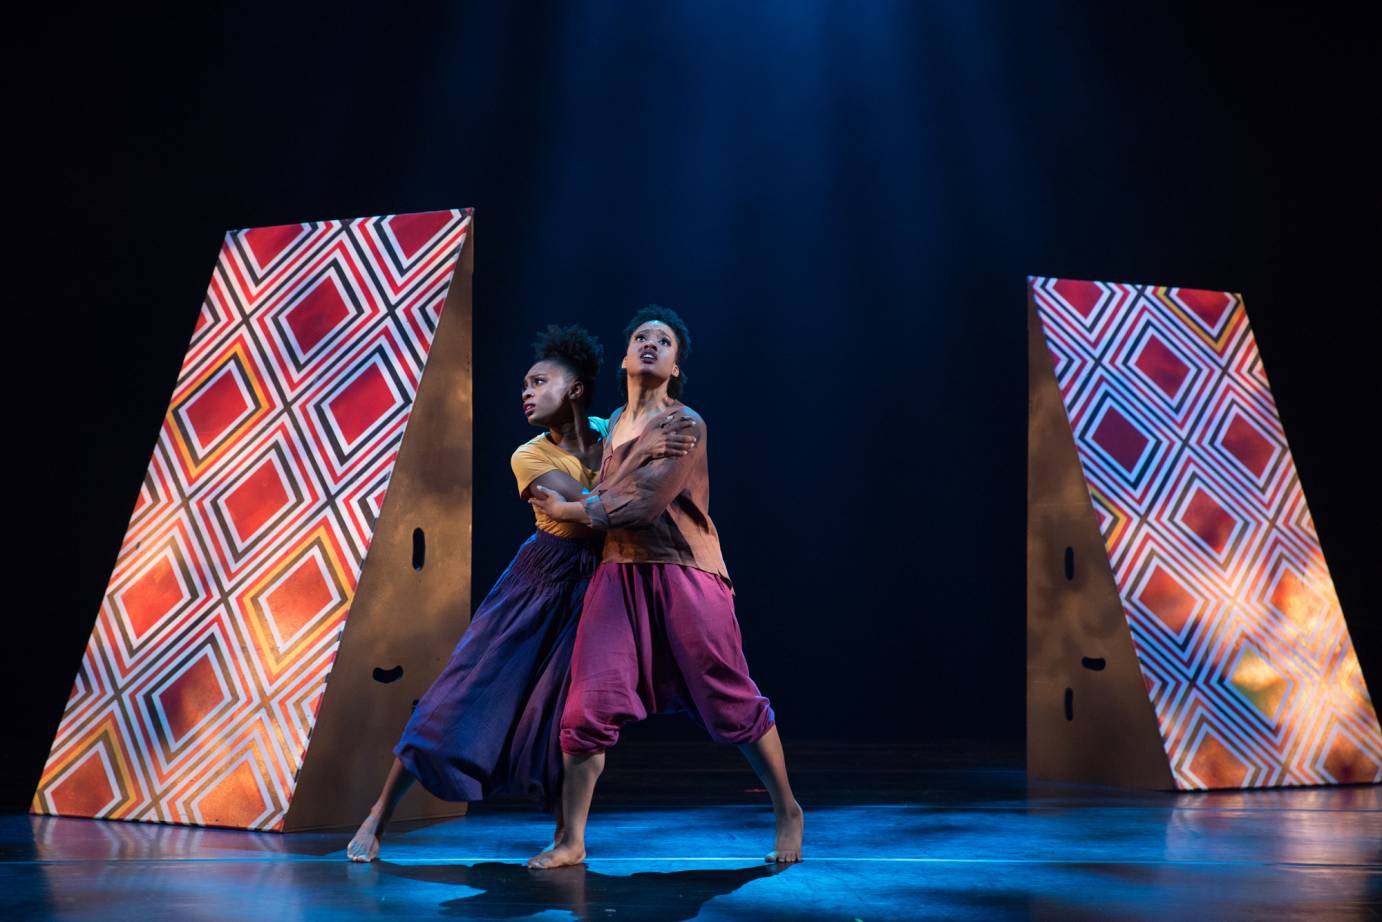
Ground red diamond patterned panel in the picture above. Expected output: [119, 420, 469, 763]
[33, 210, 472, 829]
[1032, 276, 1382, 789]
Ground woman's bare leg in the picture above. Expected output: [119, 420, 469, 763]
[548, 778, 567, 850]
[346, 757, 416, 862]
[738, 725, 804, 862]
[528, 751, 604, 868]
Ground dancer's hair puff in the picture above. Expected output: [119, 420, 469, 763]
[533, 324, 604, 404]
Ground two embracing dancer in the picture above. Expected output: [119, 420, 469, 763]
[346, 305, 804, 868]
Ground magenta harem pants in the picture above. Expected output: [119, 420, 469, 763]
[559, 562, 775, 754]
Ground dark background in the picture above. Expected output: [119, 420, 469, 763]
[10, 2, 1378, 808]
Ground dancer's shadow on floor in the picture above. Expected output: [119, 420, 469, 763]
[381, 860, 790, 922]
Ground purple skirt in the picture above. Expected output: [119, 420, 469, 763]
[394, 529, 598, 811]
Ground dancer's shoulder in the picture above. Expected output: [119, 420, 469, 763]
[511, 433, 559, 471]
[511, 433, 574, 495]
[670, 402, 707, 429]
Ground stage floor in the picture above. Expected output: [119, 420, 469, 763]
[3, 743, 1379, 920]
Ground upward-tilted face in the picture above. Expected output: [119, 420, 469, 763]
[623, 321, 680, 387]
[522, 359, 579, 428]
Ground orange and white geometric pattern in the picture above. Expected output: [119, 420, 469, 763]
[32, 210, 472, 829]
[1032, 277, 1382, 789]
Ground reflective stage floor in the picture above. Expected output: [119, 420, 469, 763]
[3, 743, 1379, 920]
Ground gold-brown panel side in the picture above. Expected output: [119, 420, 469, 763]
[1026, 287, 1174, 789]
[285, 222, 476, 830]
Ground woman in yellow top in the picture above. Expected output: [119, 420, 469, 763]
[347, 324, 694, 862]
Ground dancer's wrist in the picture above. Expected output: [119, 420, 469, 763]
[556, 500, 591, 524]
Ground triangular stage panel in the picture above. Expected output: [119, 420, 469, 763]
[1027, 276, 1382, 789]
[34, 210, 477, 830]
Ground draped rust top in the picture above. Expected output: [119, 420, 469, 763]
[582, 402, 730, 584]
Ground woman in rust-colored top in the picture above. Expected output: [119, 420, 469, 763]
[526, 305, 805, 869]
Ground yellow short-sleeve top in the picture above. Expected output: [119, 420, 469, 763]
[510, 417, 611, 538]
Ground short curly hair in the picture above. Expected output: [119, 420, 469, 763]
[617, 304, 691, 399]
[532, 323, 604, 405]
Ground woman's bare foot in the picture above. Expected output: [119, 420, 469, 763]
[527, 841, 586, 869]
[346, 812, 383, 863]
[764, 801, 804, 863]
[547, 820, 566, 851]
